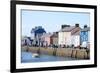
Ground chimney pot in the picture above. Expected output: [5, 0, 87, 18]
[84, 25, 87, 28]
[75, 24, 79, 27]
[61, 25, 70, 29]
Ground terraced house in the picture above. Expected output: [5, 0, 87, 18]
[80, 25, 90, 49]
[41, 33, 53, 47]
[58, 24, 81, 47]
[40, 32, 58, 47]
[31, 26, 46, 46]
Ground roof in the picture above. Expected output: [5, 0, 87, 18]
[51, 32, 58, 37]
[59, 26, 81, 35]
[41, 33, 52, 38]
[81, 27, 90, 31]
[59, 26, 75, 32]
[31, 26, 46, 34]
[72, 31, 80, 35]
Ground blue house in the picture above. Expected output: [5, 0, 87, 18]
[80, 25, 90, 48]
[31, 26, 46, 46]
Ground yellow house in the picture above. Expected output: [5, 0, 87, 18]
[58, 24, 80, 47]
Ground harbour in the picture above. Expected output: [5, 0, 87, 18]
[21, 51, 80, 63]
[21, 46, 89, 63]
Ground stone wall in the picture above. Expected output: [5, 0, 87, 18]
[22, 46, 90, 59]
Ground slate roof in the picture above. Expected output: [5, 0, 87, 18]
[59, 25, 81, 35]
[41, 33, 52, 38]
[31, 26, 46, 34]
[52, 32, 58, 37]
[81, 27, 90, 31]
[59, 26, 75, 32]
[72, 31, 80, 35]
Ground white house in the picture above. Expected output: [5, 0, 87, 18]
[58, 31, 72, 46]
[58, 24, 81, 47]
[71, 31, 80, 47]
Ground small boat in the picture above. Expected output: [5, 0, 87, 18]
[32, 53, 40, 58]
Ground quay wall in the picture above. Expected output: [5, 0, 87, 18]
[22, 46, 90, 59]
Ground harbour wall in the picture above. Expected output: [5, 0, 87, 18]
[22, 46, 90, 59]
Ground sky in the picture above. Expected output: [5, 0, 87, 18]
[21, 10, 90, 36]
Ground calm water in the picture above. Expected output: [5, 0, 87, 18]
[21, 52, 79, 63]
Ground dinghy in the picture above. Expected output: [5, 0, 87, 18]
[32, 53, 39, 58]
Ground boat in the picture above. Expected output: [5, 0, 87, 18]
[32, 53, 40, 58]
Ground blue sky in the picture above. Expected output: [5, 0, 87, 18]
[22, 10, 90, 36]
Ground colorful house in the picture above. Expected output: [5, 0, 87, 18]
[41, 33, 53, 47]
[71, 31, 80, 47]
[80, 25, 90, 48]
[58, 24, 81, 47]
[51, 32, 58, 46]
[31, 26, 46, 46]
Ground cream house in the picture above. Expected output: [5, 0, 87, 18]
[71, 31, 80, 47]
[58, 24, 81, 47]
[58, 31, 71, 46]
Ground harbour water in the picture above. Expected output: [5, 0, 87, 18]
[21, 52, 80, 63]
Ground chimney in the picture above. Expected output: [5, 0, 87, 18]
[75, 23, 79, 27]
[38, 26, 42, 28]
[84, 25, 87, 28]
[35, 26, 38, 29]
[61, 25, 70, 29]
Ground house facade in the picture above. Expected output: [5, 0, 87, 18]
[31, 26, 46, 46]
[41, 33, 53, 47]
[58, 24, 81, 47]
[71, 31, 80, 47]
[41, 32, 58, 47]
[58, 31, 71, 46]
[80, 25, 90, 48]
[51, 32, 58, 46]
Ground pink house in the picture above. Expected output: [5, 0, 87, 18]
[41, 33, 53, 46]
